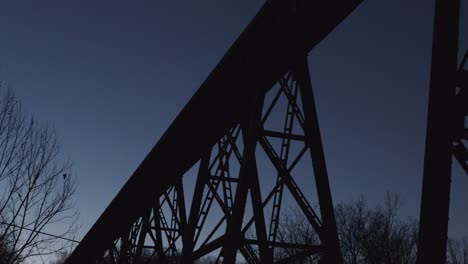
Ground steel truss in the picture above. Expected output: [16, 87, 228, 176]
[65, 1, 362, 263]
[98, 180, 187, 264]
[452, 49, 468, 174]
[416, 0, 465, 261]
[95, 58, 342, 264]
[417, 44, 467, 262]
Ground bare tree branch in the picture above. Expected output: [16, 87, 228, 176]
[0, 87, 78, 264]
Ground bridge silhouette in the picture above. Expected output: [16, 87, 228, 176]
[65, 0, 466, 263]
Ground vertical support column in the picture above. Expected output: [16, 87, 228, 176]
[416, 0, 460, 263]
[249, 159, 272, 263]
[295, 57, 343, 264]
[135, 212, 151, 263]
[175, 177, 187, 237]
[222, 94, 272, 264]
[182, 152, 211, 262]
[153, 199, 164, 262]
[118, 227, 131, 264]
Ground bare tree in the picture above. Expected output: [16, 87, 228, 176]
[335, 193, 418, 264]
[273, 208, 320, 263]
[275, 193, 468, 264]
[0, 238, 16, 264]
[447, 238, 468, 264]
[271, 193, 418, 264]
[50, 250, 71, 264]
[0, 87, 78, 263]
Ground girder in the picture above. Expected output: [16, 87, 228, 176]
[88, 58, 341, 264]
[97, 181, 187, 264]
[65, 0, 362, 263]
[453, 49, 468, 174]
[416, 0, 463, 262]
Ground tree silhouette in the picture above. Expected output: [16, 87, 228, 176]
[447, 238, 468, 264]
[0, 87, 78, 263]
[335, 193, 418, 264]
[274, 193, 467, 264]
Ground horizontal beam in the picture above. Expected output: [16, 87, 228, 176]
[193, 236, 224, 260]
[263, 129, 306, 141]
[65, 0, 362, 263]
[244, 239, 321, 251]
[275, 247, 323, 264]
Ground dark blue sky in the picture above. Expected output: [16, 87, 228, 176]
[0, 0, 467, 246]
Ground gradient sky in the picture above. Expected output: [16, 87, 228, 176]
[0, 0, 467, 252]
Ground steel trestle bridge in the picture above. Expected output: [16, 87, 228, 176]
[65, 0, 467, 263]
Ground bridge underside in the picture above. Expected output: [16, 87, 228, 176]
[96, 58, 340, 263]
[65, 0, 363, 263]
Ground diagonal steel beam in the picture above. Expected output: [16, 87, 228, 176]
[295, 57, 343, 264]
[65, 0, 363, 262]
[416, 0, 460, 263]
[222, 94, 267, 264]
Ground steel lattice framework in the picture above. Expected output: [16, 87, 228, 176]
[94, 59, 342, 264]
[62, 0, 468, 263]
[65, 0, 363, 263]
[452, 50, 468, 174]
[415, 0, 466, 263]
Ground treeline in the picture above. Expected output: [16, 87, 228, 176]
[273, 193, 467, 264]
[53, 193, 467, 264]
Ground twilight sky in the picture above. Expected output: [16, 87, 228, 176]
[0, 0, 467, 250]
